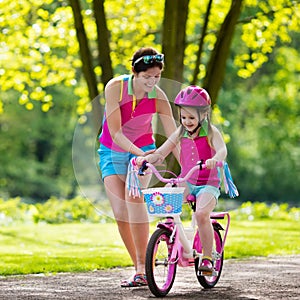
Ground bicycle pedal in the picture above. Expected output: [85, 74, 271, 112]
[198, 270, 218, 277]
[199, 270, 212, 276]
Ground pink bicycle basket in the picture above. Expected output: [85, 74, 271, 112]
[142, 187, 185, 216]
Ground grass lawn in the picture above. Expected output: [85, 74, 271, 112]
[0, 219, 299, 276]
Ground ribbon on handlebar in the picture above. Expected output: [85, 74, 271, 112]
[127, 158, 142, 198]
[221, 162, 239, 198]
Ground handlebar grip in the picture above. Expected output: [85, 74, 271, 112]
[198, 160, 224, 169]
[138, 160, 148, 176]
[216, 161, 224, 168]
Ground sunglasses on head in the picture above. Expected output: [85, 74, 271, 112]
[133, 54, 164, 66]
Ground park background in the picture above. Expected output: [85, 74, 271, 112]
[0, 0, 299, 275]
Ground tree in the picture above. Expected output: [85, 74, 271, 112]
[162, 0, 190, 83]
[0, 0, 299, 201]
[203, 0, 242, 104]
[1, 0, 298, 111]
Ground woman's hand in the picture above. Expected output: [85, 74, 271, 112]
[136, 152, 164, 167]
[135, 156, 146, 167]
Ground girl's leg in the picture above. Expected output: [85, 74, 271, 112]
[195, 193, 216, 263]
[104, 174, 137, 268]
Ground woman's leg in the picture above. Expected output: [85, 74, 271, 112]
[125, 174, 151, 275]
[126, 196, 149, 274]
[104, 174, 137, 268]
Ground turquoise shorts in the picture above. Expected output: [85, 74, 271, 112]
[98, 143, 156, 180]
[187, 182, 220, 202]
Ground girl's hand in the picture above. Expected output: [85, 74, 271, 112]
[205, 158, 218, 169]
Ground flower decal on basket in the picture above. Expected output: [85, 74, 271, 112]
[151, 192, 165, 206]
[148, 205, 155, 214]
[164, 204, 174, 213]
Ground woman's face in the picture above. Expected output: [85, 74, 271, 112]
[134, 67, 162, 93]
[180, 107, 208, 132]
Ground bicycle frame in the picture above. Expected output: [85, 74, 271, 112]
[156, 215, 196, 266]
[138, 160, 231, 296]
[156, 209, 230, 269]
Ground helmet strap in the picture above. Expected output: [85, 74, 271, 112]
[186, 117, 208, 137]
[187, 122, 201, 136]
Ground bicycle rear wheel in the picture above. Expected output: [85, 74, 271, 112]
[194, 228, 223, 288]
[145, 228, 177, 297]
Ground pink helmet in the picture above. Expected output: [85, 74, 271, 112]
[174, 86, 211, 107]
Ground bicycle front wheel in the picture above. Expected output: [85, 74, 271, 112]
[145, 228, 177, 297]
[194, 228, 224, 288]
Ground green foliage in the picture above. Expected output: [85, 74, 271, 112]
[220, 40, 300, 202]
[0, 196, 113, 225]
[33, 197, 101, 224]
[235, 0, 299, 78]
[231, 201, 299, 221]
[0, 0, 299, 202]
[0, 197, 298, 226]
[0, 0, 79, 111]
[1, 0, 299, 112]
[0, 86, 78, 200]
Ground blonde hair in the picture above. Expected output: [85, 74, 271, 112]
[177, 106, 214, 147]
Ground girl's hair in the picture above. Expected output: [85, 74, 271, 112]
[131, 47, 164, 73]
[177, 105, 214, 147]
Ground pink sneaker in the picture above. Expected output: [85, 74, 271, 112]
[198, 257, 214, 273]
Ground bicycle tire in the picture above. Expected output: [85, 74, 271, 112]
[194, 227, 224, 288]
[145, 228, 177, 297]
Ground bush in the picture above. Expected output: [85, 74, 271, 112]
[0, 197, 298, 225]
[231, 201, 299, 221]
[0, 196, 112, 225]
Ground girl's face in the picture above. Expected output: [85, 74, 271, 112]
[180, 107, 208, 132]
[134, 67, 162, 93]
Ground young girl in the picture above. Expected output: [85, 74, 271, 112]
[137, 85, 227, 274]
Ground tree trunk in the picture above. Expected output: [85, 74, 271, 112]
[162, 0, 190, 82]
[158, 0, 190, 176]
[203, 0, 243, 105]
[93, 0, 113, 88]
[191, 0, 213, 85]
[69, 0, 102, 128]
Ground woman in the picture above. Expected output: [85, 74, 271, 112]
[98, 47, 177, 287]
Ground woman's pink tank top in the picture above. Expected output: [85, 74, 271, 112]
[99, 75, 157, 152]
[180, 132, 220, 187]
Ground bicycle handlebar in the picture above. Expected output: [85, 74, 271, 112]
[138, 160, 223, 185]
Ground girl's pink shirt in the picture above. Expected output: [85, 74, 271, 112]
[180, 135, 220, 187]
[99, 75, 156, 152]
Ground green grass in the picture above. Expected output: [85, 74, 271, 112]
[0, 223, 132, 275]
[0, 218, 299, 276]
[226, 219, 300, 258]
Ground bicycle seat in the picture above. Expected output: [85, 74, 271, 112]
[186, 194, 196, 203]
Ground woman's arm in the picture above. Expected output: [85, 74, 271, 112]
[155, 88, 180, 161]
[105, 78, 145, 156]
[136, 128, 180, 166]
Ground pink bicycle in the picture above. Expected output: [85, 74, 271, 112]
[137, 160, 231, 297]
